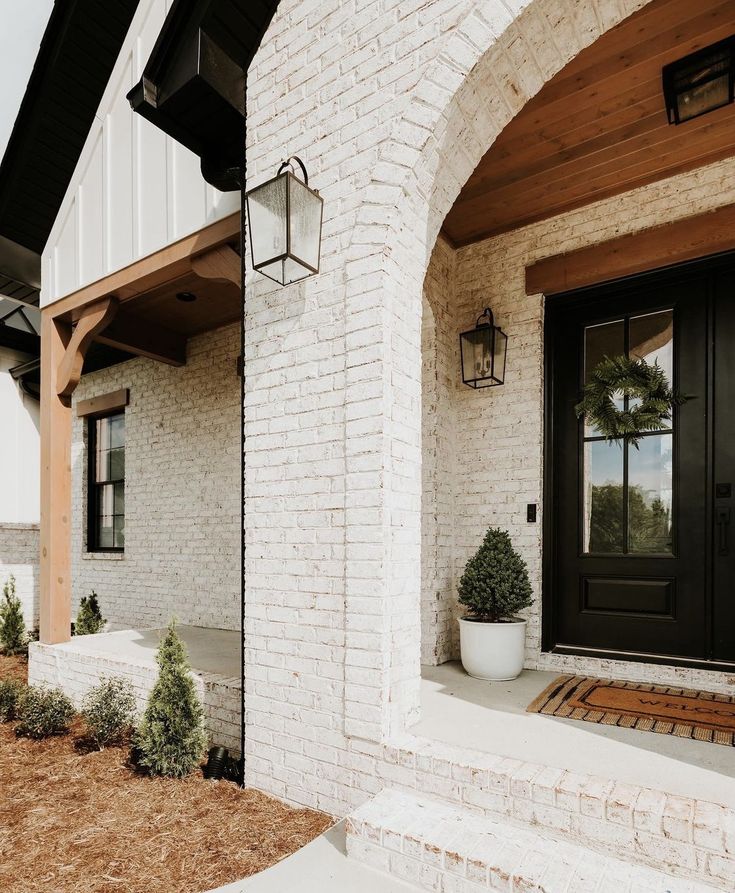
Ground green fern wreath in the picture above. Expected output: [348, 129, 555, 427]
[575, 355, 688, 447]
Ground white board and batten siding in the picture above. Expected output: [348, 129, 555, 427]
[41, 0, 239, 308]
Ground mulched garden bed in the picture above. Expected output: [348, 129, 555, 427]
[0, 654, 332, 893]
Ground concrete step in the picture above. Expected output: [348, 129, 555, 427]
[345, 789, 727, 893]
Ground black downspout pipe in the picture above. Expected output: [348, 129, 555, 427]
[239, 76, 247, 787]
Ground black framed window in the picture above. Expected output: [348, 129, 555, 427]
[88, 412, 125, 551]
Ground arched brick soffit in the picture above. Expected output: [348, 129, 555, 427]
[355, 0, 655, 281]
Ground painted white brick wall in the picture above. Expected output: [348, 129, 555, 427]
[71, 324, 240, 631]
[0, 523, 39, 629]
[240, 0, 656, 817]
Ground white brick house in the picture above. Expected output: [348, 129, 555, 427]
[25, 0, 735, 889]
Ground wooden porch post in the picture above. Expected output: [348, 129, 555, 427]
[39, 311, 73, 644]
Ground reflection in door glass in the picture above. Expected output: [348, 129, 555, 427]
[629, 310, 674, 412]
[628, 434, 673, 553]
[629, 310, 673, 378]
[584, 440, 624, 553]
[584, 319, 624, 437]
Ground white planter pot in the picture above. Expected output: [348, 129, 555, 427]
[458, 617, 527, 681]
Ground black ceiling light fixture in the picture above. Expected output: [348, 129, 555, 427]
[663, 36, 735, 125]
[176, 291, 197, 302]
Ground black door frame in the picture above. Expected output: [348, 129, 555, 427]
[542, 249, 735, 672]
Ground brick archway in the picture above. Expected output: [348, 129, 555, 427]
[342, 0, 655, 737]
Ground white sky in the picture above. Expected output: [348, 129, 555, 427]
[0, 0, 55, 159]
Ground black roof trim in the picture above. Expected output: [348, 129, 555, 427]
[0, 0, 140, 260]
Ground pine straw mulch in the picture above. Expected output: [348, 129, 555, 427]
[0, 654, 332, 893]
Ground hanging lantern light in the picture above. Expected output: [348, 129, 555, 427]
[245, 156, 323, 286]
[460, 307, 507, 388]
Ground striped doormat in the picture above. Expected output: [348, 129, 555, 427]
[526, 674, 735, 746]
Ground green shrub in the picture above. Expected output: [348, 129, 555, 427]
[458, 528, 534, 623]
[0, 575, 27, 655]
[75, 591, 105, 636]
[134, 622, 207, 777]
[82, 677, 136, 748]
[15, 686, 75, 738]
[0, 678, 25, 722]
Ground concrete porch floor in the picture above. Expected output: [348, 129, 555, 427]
[412, 662, 735, 810]
[67, 625, 241, 678]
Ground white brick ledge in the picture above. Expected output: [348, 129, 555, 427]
[346, 789, 724, 893]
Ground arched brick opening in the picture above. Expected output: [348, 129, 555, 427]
[346, 0, 657, 729]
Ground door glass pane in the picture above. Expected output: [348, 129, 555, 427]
[629, 310, 674, 415]
[628, 434, 673, 553]
[584, 320, 624, 436]
[584, 440, 624, 553]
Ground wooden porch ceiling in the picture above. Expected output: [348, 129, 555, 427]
[442, 0, 735, 247]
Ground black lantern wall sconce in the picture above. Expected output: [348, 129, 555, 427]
[460, 307, 507, 389]
[244, 156, 324, 286]
[662, 37, 735, 125]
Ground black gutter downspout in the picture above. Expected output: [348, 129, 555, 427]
[239, 75, 247, 787]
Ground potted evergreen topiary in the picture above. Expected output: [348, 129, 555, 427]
[457, 527, 533, 681]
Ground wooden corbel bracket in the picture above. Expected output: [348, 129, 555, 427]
[190, 244, 241, 286]
[57, 297, 118, 401]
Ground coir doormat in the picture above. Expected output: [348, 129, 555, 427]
[527, 674, 735, 746]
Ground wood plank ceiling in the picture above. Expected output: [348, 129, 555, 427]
[442, 0, 735, 247]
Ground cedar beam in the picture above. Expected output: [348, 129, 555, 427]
[56, 297, 118, 400]
[525, 203, 735, 295]
[191, 244, 241, 286]
[39, 313, 73, 645]
[95, 313, 187, 366]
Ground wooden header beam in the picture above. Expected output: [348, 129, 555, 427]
[76, 388, 130, 418]
[525, 203, 735, 296]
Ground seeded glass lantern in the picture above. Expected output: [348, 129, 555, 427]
[245, 156, 323, 285]
[662, 37, 735, 125]
[460, 308, 507, 388]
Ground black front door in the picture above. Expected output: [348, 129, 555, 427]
[546, 255, 735, 666]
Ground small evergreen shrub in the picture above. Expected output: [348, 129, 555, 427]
[82, 677, 137, 748]
[75, 591, 105, 636]
[15, 686, 75, 738]
[0, 575, 27, 655]
[458, 528, 534, 623]
[0, 678, 25, 722]
[135, 622, 207, 777]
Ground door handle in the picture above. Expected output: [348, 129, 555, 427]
[717, 507, 731, 556]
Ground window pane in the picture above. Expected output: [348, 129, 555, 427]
[97, 516, 114, 549]
[107, 448, 125, 481]
[584, 440, 624, 553]
[629, 310, 674, 418]
[584, 320, 624, 436]
[629, 434, 673, 553]
[113, 515, 125, 549]
[114, 482, 125, 515]
[97, 484, 114, 518]
[108, 414, 125, 448]
[629, 310, 673, 378]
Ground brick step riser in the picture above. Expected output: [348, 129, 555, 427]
[376, 735, 735, 887]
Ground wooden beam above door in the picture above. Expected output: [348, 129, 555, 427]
[525, 203, 735, 295]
